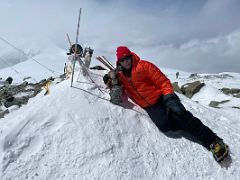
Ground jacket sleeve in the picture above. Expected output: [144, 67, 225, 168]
[142, 61, 174, 95]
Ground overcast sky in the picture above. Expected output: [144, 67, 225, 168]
[0, 0, 240, 73]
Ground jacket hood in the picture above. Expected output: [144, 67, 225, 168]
[116, 46, 140, 68]
[116, 46, 131, 64]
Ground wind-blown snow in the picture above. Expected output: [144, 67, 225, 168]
[0, 49, 240, 179]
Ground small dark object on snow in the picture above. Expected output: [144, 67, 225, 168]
[6, 77, 13, 84]
[90, 66, 106, 70]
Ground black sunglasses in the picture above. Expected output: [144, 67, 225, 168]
[119, 56, 131, 63]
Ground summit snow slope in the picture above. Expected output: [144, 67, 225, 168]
[0, 67, 240, 179]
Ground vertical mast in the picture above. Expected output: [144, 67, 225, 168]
[71, 8, 82, 87]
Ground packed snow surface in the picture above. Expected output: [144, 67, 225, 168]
[0, 48, 240, 180]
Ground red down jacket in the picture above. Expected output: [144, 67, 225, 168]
[116, 47, 174, 108]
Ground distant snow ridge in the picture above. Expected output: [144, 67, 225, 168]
[0, 38, 41, 70]
[0, 39, 66, 83]
[0, 50, 40, 69]
[0, 68, 239, 180]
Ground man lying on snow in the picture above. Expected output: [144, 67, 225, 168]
[103, 46, 229, 163]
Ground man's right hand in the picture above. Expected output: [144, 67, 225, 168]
[109, 70, 117, 79]
[163, 93, 186, 117]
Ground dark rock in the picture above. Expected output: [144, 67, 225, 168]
[0, 109, 9, 118]
[181, 81, 205, 98]
[0, 88, 14, 102]
[0, 75, 63, 118]
[209, 100, 230, 108]
[59, 74, 66, 79]
[221, 88, 240, 98]
[5, 77, 13, 84]
[6, 97, 14, 102]
[4, 96, 29, 108]
[221, 88, 231, 94]
[232, 106, 240, 109]
[189, 73, 198, 78]
[47, 77, 54, 81]
[23, 76, 32, 81]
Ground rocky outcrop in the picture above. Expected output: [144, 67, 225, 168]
[172, 81, 205, 98]
[189, 73, 199, 79]
[180, 81, 205, 98]
[0, 76, 65, 119]
[0, 109, 9, 118]
[189, 73, 233, 80]
[172, 82, 182, 94]
[221, 88, 240, 98]
[209, 100, 230, 108]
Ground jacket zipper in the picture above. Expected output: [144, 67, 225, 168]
[129, 79, 152, 106]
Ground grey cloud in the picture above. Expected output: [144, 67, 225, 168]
[0, 0, 240, 73]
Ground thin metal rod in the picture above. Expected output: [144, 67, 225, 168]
[0, 36, 60, 74]
[66, 33, 72, 47]
[71, 8, 82, 87]
[96, 56, 114, 70]
[103, 56, 114, 69]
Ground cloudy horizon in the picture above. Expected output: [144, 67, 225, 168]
[0, 0, 240, 73]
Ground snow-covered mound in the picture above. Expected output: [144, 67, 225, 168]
[0, 69, 239, 179]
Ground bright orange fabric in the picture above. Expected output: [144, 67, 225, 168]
[117, 52, 174, 108]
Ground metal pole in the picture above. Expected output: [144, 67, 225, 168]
[66, 33, 72, 47]
[71, 8, 82, 87]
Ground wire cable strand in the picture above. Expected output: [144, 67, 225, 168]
[0, 36, 62, 75]
[0, 56, 38, 82]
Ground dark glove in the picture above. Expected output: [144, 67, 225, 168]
[103, 74, 110, 84]
[163, 93, 186, 117]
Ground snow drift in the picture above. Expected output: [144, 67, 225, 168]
[0, 67, 240, 179]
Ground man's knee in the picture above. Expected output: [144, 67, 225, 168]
[172, 110, 204, 131]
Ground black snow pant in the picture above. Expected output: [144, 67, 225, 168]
[144, 97, 218, 150]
